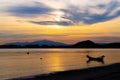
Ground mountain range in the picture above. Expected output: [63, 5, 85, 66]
[0, 40, 119, 48]
[3, 40, 69, 46]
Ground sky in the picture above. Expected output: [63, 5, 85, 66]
[0, 0, 120, 44]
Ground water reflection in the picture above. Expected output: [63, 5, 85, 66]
[86, 59, 105, 64]
[0, 49, 120, 79]
[45, 53, 65, 72]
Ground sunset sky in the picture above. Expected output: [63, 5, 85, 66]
[0, 0, 120, 44]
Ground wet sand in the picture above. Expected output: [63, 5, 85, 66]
[9, 63, 120, 80]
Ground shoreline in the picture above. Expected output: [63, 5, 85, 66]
[9, 63, 120, 80]
[0, 47, 120, 49]
[0, 48, 120, 50]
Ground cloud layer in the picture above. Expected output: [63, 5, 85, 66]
[2, 0, 120, 26]
[62, 1, 120, 24]
[6, 2, 53, 17]
[30, 21, 73, 26]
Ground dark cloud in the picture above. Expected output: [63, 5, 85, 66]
[0, 33, 68, 38]
[61, 1, 120, 25]
[90, 36, 120, 43]
[6, 2, 53, 17]
[6, 1, 120, 26]
[30, 21, 73, 26]
[65, 33, 105, 35]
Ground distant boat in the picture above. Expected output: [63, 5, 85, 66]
[40, 58, 42, 59]
[27, 52, 29, 55]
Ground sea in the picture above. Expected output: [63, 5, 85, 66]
[0, 49, 119, 79]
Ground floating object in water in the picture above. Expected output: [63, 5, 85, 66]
[40, 58, 43, 59]
[86, 55, 105, 64]
[27, 52, 29, 55]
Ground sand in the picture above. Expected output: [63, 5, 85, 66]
[9, 63, 120, 80]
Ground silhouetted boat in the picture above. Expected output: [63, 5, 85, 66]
[86, 55, 105, 64]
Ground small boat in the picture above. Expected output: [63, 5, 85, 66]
[86, 55, 105, 62]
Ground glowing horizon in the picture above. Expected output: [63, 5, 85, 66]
[0, 0, 120, 44]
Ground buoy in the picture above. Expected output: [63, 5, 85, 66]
[40, 58, 42, 59]
[27, 52, 29, 55]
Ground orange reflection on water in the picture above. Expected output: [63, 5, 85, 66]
[45, 52, 65, 72]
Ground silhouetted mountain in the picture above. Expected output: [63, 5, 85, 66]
[105, 43, 120, 48]
[2, 40, 69, 47]
[73, 40, 98, 48]
[0, 40, 119, 48]
[30, 40, 68, 46]
[4, 42, 30, 46]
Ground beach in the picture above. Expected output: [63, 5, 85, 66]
[9, 63, 120, 80]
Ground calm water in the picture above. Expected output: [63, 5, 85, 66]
[0, 49, 120, 79]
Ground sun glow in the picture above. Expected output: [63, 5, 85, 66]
[52, 11, 64, 21]
[52, 25, 64, 29]
[0, 0, 120, 44]
[54, 16, 61, 21]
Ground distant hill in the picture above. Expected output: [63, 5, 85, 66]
[73, 40, 98, 48]
[2, 40, 69, 47]
[105, 43, 120, 48]
[0, 40, 119, 48]
[72, 40, 120, 48]
[29, 40, 69, 46]
[4, 42, 30, 46]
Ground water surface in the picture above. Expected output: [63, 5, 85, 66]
[0, 49, 119, 79]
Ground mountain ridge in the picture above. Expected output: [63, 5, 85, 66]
[3, 40, 69, 46]
[0, 40, 120, 48]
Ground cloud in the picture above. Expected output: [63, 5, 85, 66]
[4, 0, 120, 26]
[30, 21, 73, 26]
[6, 1, 53, 17]
[30, 0, 120, 25]
[0, 32, 68, 38]
[61, 1, 120, 25]
[90, 36, 120, 43]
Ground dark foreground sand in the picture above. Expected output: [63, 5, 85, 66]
[9, 63, 120, 80]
